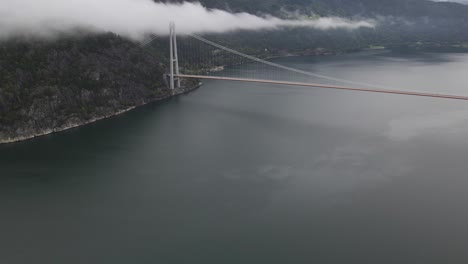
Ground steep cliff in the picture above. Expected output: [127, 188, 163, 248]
[0, 33, 172, 143]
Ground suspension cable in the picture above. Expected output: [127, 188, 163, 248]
[186, 33, 392, 90]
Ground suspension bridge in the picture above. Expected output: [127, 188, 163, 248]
[149, 23, 468, 101]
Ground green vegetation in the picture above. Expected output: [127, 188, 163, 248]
[4, 0, 468, 141]
[0, 33, 170, 140]
[171, 0, 468, 55]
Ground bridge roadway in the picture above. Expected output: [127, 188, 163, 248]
[177, 74, 468, 101]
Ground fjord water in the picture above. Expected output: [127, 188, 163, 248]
[3, 50, 468, 263]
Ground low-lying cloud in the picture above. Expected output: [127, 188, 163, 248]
[0, 0, 376, 40]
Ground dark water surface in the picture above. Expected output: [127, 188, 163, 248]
[3, 50, 468, 263]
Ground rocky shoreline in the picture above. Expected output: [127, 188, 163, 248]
[0, 83, 201, 145]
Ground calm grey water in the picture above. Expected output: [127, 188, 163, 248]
[2, 50, 468, 263]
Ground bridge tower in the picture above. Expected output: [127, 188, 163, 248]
[169, 22, 181, 91]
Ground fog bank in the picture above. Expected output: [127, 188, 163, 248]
[0, 0, 375, 40]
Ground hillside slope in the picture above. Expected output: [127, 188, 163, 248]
[175, 0, 468, 58]
[0, 33, 170, 143]
[2, 0, 468, 143]
[193, 0, 468, 18]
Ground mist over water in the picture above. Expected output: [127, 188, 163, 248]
[0, 0, 375, 40]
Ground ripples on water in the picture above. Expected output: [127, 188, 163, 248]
[2, 50, 468, 263]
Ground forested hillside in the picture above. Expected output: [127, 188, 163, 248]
[190, 0, 468, 18]
[174, 0, 468, 47]
[3, 0, 468, 143]
[179, 0, 468, 53]
[0, 34, 171, 143]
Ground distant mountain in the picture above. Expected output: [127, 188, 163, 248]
[193, 0, 468, 18]
[4, 0, 468, 143]
[189, 0, 468, 47]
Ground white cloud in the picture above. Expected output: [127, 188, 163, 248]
[0, 0, 375, 40]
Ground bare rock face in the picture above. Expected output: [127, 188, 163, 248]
[0, 33, 171, 143]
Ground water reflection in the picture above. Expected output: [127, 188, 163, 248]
[3, 51, 468, 263]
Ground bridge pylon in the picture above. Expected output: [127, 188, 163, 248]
[169, 22, 180, 91]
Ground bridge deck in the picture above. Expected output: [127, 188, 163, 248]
[177, 74, 468, 101]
